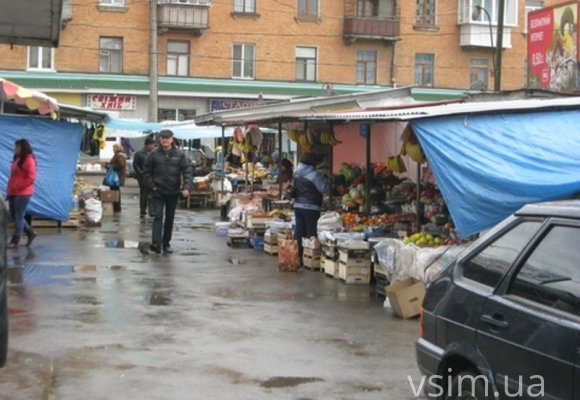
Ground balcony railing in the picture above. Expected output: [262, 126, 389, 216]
[157, 1, 211, 35]
[343, 17, 399, 43]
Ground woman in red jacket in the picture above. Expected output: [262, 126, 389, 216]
[6, 139, 37, 248]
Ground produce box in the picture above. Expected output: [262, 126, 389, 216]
[264, 243, 278, 255]
[323, 258, 339, 279]
[301, 237, 321, 249]
[302, 248, 322, 270]
[277, 229, 294, 242]
[215, 222, 231, 237]
[386, 278, 426, 319]
[247, 215, 272, 228]
[264, 232, 277, 245]
[338, 242, 371, 266]
[227, 231, 249, 248]
[100, 190, 119, 203]
[102, 202, 114, 216]
[338, 262, 371, 284]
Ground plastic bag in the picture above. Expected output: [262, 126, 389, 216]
[278, 237, 301, 272]
[267, 220, 293, 235]
[102, 167, 120, 187]
[317, 212, 343, 232]
[84, 198, 102, 223]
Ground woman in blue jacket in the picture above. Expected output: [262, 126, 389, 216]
[292, 152, 328, 261]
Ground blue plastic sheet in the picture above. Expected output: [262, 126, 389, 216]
[411, 110, 580, 237]
[0, 115, 82, 221]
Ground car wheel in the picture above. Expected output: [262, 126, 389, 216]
[445, 370, 493, 400]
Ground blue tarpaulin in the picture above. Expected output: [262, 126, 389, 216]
[411, 110, 580, 237]
[0, 115, 82, 221]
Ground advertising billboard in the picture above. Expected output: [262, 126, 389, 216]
[528, 2, 578, 91]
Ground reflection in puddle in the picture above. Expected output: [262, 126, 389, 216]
[228, 258, 246, 265]
[7, 265, 73, 285]
[259, 376, 323, 388]
[149, 292, 171, 306]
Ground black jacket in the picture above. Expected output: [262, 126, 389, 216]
[142, 146, 193, 195]
[133, 146, 150, 182]
[0, 198, 8, 368]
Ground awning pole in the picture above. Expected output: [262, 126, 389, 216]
[365, 124, 371, 215]
[221, 125, 225, 192]
[278, 121, 282, 200]
[328, 123, 334, 210]
[416, 162, 421, 232]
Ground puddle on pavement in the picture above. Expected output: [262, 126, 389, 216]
[356, 385, 383, 392]
[228, 258, 246, 265]
[181, 251, 203, 256]
[74, 295, 102, 306]
[259, 377, 323, 388]
[149, 292, 171, 306]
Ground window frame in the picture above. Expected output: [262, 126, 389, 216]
[27, 46, 55, 71]
[100, 0, 124, 4]
[99, 37, 123, 73]
[356, 49, 377, 85]
[470, 57, 489, 90]
[297, 0, 318, 21]
[523, 0, 544, 34]
[458, 0, 518, 27]
[416, 0, 436, 26]
[357, 0, 379, 17]
[232, 43, 256, 80]
[233, 0, 257, 14]
[166, 40, 190, 77]
[295, 46, 317, 82]
[158, 108, 197, 122]
[414, 53, 435, 87]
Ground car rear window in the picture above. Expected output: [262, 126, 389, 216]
[461, 221, 542, 290]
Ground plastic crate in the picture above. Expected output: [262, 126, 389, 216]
[250, 236, 264, 251]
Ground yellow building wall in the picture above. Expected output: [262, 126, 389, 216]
[49, 93, 82, 107]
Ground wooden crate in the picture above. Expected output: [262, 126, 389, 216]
[338, 249, 371, 267]
[323, 258, 339, 279]
[338, 262, 371, 284]
[264, 233, 277, 245]
[302, 248, 321, 270]
[227, 235, 249, 248]
[264, 243, 278, 255]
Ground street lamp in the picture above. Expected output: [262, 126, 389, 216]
[472, 5, 496, 91]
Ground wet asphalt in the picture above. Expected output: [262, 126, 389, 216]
[0, 176, 423, 400]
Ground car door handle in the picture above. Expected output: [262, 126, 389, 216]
[481, 314, 508, 329]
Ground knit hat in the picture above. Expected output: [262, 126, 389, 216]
[145, 137, 155, 145]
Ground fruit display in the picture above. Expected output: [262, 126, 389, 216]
[403, 232, 441, 246]
[288, 129, 342, 146]
[386, 155, 407, 173]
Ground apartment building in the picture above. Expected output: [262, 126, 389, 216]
[0, 0, 556, 121]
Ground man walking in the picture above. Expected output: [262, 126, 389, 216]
[133, 136, 156, 218]
[142, 129, 192, 254]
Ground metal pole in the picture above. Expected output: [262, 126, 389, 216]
[220, 125, 225, 192]
[149, 0, 158, 122]
[328, 123, 334, 210]
[494, 0, 505, 92]
[416, 162, 421, 233]
[365, 124, 371, 215]
[278, 122, 283, 200]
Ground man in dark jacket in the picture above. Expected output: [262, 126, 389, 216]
[133, 136, 156, 217]
[142, 129, 192, 254]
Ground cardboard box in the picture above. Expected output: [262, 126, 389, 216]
[102, 202, 114, 216]
[100, 190, 119, 203]
[386, 278, 426, 319]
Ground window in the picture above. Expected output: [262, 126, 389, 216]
[295, 47, 317, 82]
[167, 41, 189, 76]
[357, 0, 379, 17]
[99, 37, 123, 73]
[298, 0, 317, 17]
[458, 0, 518, 27]
[462, 221, 541, 289]
[524, 1, 544, 34]
[27, 47, 54, 70]
[356, 50, 376, 85]
[470, 58, 488, 89]
[416, 0, 436, 25]
[234, 0, 256, 13]
[510, 225, 580, 317]
[100, 0, 124, 4]
[414, 53, 434, 87]
[232, 43, 255, 79]
[158, 108, 197, 122]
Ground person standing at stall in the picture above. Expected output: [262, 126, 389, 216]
[6, 139, 37, 248]
[109, 143, 127, 213]
[142, 129, 192, 254]
[279, 158, 294, 185]
[133, 136, 156, 217]
[293, 152, 328, 261]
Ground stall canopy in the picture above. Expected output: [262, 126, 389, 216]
[0, 77, 60, 119]
[0, 115, 82, 221]
[103, 117, 235, 140]
[411, 107, 580, 237]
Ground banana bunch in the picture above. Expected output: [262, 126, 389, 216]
[289, 130, 299, 142]
[295, 131, 310, 146]
[241, 132, 257, 153]
[386, 155, 407, 173]
[268, 209, 280, 217]
[406, 142, 427, 164]
[319, 131, 342, 146]
[301, 143, 313, 152]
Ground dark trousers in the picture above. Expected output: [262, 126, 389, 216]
[294, 207, 320, 261]
[8, 196, 32, 238]
[138, 183, 152, 216]
[110, 186, 122, 212]
[151, 191, 178, 248]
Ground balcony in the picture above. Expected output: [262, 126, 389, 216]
[62, 0, 73, 28]
[157, 1, 211, 36]
[343, 17, 400, 44]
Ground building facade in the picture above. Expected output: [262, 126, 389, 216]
[0, 0, 557, 121]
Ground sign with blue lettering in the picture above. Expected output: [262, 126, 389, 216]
[210, 98, 277, 112]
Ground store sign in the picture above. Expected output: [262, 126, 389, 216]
[210, 98, 276, 112]
[87, 94, 137, 110]
[528, 4, 578, 91]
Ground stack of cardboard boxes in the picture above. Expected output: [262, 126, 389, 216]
[100, 190, 118, 216]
